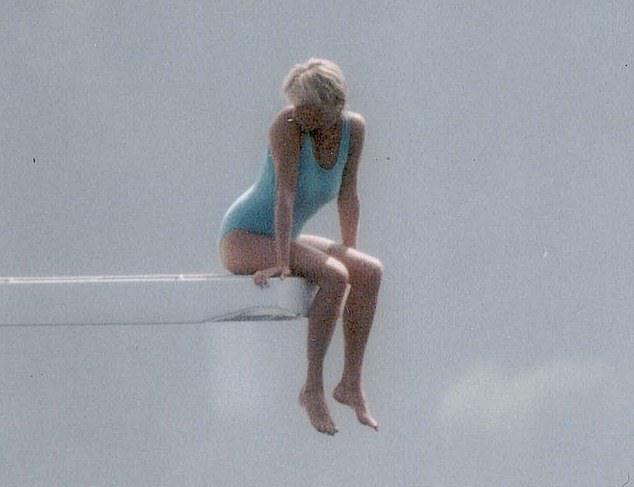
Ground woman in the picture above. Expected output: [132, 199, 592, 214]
[218, 59, 383, 435]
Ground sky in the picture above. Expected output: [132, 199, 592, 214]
[1, 1, 633, 486]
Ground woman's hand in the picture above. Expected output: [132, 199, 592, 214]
[253, 265, 292, 288]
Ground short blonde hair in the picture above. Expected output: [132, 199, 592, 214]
[282, 58, 347, 108]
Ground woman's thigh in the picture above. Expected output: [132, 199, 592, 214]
[220, 230, 349, 285]
[219, 229, 277, 274]
[290, 240, 349, 288]
[296, 234, 383, 282]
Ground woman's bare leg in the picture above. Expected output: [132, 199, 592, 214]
[220, 230, 348, 435]
[297, 235, 383, 431]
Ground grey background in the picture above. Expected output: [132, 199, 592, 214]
[1, 1, 633, 486]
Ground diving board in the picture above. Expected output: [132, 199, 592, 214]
[0, 274, 316, 326]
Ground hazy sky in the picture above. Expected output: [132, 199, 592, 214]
[2, 1, 633, 486]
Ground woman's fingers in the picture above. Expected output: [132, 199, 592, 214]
[279, 267, 291, 280]
[254, 269, 271, 288]
[253, 266, 291, 288]
[254, 267, 275, 288]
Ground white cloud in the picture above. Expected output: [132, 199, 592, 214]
[436, 359, 606, 431]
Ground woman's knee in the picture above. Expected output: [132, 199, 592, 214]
[289, 243, 349, 290]
[351, 256, 383, 289]
[322, 257, 350, 293]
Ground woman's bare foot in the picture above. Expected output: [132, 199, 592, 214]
[333, 382, 379, 431]
[299, 387, 338, 435]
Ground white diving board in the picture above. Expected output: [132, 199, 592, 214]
[0, 274, 316, 326]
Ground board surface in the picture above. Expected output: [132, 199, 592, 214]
[0, 274, 315, 326]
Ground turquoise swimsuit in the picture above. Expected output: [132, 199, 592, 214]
[218, 113, 351, 244]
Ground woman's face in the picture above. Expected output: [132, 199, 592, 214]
[293, 103, 342, 131]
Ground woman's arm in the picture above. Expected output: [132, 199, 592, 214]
[337, 113, 366, 249]
[269, 107, 301, 269]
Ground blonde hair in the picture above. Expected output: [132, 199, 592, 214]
[282, 58, 347, 108]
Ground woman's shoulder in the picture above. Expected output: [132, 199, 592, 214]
[276, 105, 296, 121]
[344, 111, 366, 141]
[344, 110, 366, 126]
[268, 106, 302, 140]
[270, 106, 299, 127]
